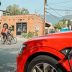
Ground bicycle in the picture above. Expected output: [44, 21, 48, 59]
[1, 34, 17, 45]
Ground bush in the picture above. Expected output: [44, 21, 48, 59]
[21, 33, 28, 38]
[21, 32, 34, 38]
[27, 32, 34, 38]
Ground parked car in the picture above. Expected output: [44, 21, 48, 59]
[17, 31, 72, 72]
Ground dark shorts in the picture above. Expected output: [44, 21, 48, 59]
[1, 32, 7, 39]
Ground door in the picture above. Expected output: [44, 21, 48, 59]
[16, 22, 27, 35]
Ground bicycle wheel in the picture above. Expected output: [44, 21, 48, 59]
[1, 36, 6, 44]
[6, 36, 11, 45]
[11, 37, 17, 44]
[6, 40, 11, 45]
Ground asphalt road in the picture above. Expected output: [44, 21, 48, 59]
[0, 37, 27, 72]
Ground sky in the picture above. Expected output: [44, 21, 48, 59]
[0, 0, 72, 17]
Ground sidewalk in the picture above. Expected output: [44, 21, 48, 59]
[0, 36, 28, 42]
[16, 36, 28, 41]
[0, 36, 28, 49]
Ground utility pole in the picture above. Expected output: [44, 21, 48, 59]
[43, 0, 47, 35]
[0, 1, 1, 6]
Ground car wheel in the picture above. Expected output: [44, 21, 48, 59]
[26, 55, 63, 72]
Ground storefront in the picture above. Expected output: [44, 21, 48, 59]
[0, 14, 44, 36]
[0, 14, 52, 36]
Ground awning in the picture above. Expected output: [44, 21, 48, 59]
[45, 23, 51, 27]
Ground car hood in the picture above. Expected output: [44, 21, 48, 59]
[28, 31, 72, 41]
[24, 31, 72, 51]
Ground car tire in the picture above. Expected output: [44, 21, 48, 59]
[26, 55, 63, 72]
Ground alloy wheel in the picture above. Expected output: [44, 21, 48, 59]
[31, 63, 57, 72]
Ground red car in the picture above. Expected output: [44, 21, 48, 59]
[17, 32, 72, 72]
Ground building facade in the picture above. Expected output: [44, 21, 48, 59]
[0, 14, 45, 36]
[0, 14, 54, 36]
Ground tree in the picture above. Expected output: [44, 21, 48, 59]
[54, 19, 69, 29]
[6, 4, 20, 15]
[54, 22, 64, 29]
[21, 8, 29, 15]
[4, 4, 29, 15]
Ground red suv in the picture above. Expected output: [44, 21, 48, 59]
[17, 32, 72, 72]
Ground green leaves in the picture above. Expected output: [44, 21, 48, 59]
[5, 4, 29, 16]
[54, 19, 71, 29]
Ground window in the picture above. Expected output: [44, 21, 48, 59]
[16, 22, 27, 35]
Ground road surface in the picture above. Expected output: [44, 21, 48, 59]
[0, 37, 27, 72]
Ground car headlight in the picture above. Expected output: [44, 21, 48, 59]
[19, 44, 27, 54]
[61, 48, 71, 56]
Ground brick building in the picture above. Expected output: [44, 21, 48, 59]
[0, 14, 52, 36]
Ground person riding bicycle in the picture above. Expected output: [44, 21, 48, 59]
[1, 23, 9, 42]
[1, 24, 17, 44]
[7, 27, 12, 36]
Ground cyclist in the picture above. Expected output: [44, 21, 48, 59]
[1, 23, 9, 43]
[7, 27, 12, 36]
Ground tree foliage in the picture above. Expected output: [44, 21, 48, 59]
[54, 19, 71, 29]
[4, 4, 29, 15]
[54, 22, 64, 29]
